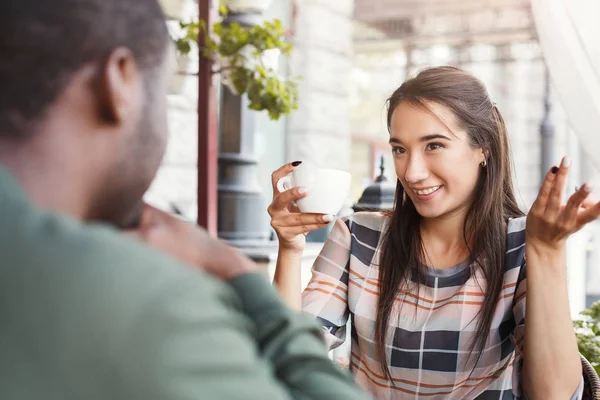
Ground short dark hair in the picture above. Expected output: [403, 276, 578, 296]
[0, 0, 170, 138]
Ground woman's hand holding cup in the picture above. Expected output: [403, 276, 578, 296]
[268, 162, 335, 252]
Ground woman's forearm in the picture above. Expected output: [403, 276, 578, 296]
[273, 247, 304, 311]
[522, 246, 582, 399]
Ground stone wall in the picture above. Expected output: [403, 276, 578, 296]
[145, 0, 200, 221]
[286, 0, 355, 173]
[148, 0, 359, 223]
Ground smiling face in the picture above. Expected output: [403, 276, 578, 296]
[389, 100, 486, 221]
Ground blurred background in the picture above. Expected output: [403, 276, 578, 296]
[146, 0, 600, 319]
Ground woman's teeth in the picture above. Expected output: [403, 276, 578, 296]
[414, 186, 441, 196]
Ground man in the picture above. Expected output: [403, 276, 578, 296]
[0, 1, 365, 399]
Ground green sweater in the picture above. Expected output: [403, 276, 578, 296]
[0, 167, 365, 400]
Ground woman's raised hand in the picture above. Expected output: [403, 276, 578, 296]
[268, 162, 334, 252]
[526, 156, 600, 253]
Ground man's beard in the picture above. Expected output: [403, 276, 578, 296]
[87, 175, 151, 228]
[89, 109, 166, 228]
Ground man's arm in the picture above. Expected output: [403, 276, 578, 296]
[116, 270, 366, 400]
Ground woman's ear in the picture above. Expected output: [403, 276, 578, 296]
[480, 148, 489, 164]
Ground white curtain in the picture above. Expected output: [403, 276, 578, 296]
[530, 0, 600, 170]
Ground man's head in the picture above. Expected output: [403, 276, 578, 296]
[0, 0, 174, 226]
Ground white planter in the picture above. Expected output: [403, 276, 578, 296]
[224, 0, 273, 13]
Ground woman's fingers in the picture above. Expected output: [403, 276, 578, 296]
[531, 165, 559, 216]
[280, 223, 331, 236]
[268, 186, 308, 216]
[272, 212, 334, 228]
[561, 183, 593, 227]
[288, 203, 302, 214]
[527, 156, 599, 245]
[271, 213, 333, 236]
[270, 161, 301, 195]
[577, 198, 600, 227]
[581, 192, 599, 209]
[545, 156, 571, 217]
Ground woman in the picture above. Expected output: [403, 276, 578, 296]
[268, 67, 600, 399]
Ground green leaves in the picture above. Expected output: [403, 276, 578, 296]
[171, 8, 299, 120]
[574, 301, 600, 375]
[246, 70, 299, 120]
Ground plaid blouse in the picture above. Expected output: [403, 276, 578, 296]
[302, 212, 583, 400]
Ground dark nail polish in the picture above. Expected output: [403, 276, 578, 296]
[551, 166, 558, 174]
[291, 161, 302, 167]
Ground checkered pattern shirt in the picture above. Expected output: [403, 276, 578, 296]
[302, 212, 583, 400]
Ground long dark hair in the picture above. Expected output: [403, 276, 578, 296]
[375, 66, 524, 381]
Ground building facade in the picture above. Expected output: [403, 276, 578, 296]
[152, 0, 599, 313]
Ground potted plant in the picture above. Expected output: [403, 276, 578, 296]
[172, 3, 299, 120]
[574, 301, 600, 375]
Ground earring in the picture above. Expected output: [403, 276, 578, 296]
[481, 160, 487, 167]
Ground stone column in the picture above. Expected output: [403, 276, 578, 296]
[287, 0, 355, 172]
[286, 0, 355, 243]
[146, 0, 200, 220]
[217, 12, 271, 244]
[540, 66, 555, 181]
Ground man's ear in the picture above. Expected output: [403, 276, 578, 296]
[94, 47, 141, 124]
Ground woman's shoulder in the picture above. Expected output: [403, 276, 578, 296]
[506, 216, 527, 270]
[337, 212, 390, 250]
[507, 215, 527, 234]
[507, 216, 527, 246]
[340, 211, 390, 234]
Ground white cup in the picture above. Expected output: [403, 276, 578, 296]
[277, 163, 351, 215]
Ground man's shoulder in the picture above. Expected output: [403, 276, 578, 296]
[0, 202, 250, 397]
[3, 203, 178, 272]
[0, 202, 237, 323]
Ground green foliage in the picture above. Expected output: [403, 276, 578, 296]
[574, 300, 600, 375]
[173, 6, 299, 120]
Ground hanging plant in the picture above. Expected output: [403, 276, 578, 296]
[173, 4, 299, 120]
